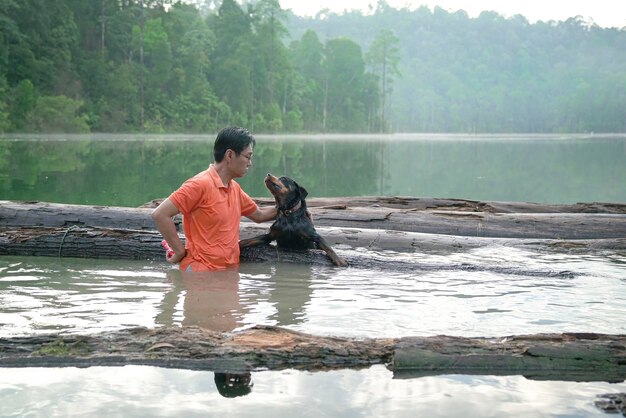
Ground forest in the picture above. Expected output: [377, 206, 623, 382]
[0, 0, 624, 134]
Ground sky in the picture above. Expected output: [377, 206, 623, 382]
[279, 0, 626, 28]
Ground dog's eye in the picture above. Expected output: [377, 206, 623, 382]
[272, 183, 282, 190]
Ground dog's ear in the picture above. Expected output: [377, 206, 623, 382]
[297, 184, 308, 200]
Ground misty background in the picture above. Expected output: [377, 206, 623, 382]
[0, 0, 624, 134]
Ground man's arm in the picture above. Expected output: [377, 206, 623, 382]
[151, 198, 186, 263]
[245, 205, 277, 223]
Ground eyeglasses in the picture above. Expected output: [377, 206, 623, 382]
[239, 152, 253, 161]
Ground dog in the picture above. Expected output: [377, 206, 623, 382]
[239, 174, 348, 267]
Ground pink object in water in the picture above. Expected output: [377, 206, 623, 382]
[161, 240, 174, 257]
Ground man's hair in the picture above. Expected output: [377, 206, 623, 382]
[213, 126, 255, 162]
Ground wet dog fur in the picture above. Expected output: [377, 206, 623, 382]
[239, 174, 348, 267]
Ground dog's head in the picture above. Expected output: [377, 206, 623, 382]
[264, 173, 308, 210]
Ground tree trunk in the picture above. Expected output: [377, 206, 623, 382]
[3, 199, 626, 239]
[2, 200, 625, 264]
[0, 326, 624, 382]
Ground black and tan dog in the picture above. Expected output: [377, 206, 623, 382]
[239, 174, 348, 267]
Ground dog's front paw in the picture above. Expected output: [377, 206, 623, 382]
[334, 257, 349, 267]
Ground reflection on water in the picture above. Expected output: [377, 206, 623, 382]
[160, 269, 243, 332]
[0, 365, 625, 417]
[1, 134, 625, 206]
[1, 245, 625, 338]
[1, 247, 625, 411]
[156, 268, 256, 398]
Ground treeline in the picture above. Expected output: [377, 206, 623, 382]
[0, 0, 383, 134]
[288, 4, 626, 133]
[0, 0, 624, 134]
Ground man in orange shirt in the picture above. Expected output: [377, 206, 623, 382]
[151, 126, 277, 272]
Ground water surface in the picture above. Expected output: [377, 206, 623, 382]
[1, 246, 624, 338]
[1, 134, 625, 206]
[1, 133, 625, 416]
[1, 365, 625, 418]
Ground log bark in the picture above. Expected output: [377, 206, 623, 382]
[1, 226, 624, 271]
[393, 332, 626, 382]
[2, 200, 626, 264]
[0, 200, 164, 230]
[142, 196, 626, 214]
[3, 199, 626, 239]
[0, 326, 624, 382]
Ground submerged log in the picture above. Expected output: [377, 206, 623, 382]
[0, 326, 624, 382]
[1, 225, 624, 272]
[393, 332, 626, 382]
[595, 393, 626, 415]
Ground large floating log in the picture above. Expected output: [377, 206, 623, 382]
[0, 326, 391, 371]
[3, 199, 626, 240]
[0, 226, 167, 260]
[0, 326, 624, 382]
[143, 196, 626, 215]
[1, 200, 162, 230]
[1, 225, 624, 272]
[2, 199, 626, 265]
[394, 332, 626, 382]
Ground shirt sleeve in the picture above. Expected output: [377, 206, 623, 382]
[169, 176, 206, 214]
[239, 187, 258, 216]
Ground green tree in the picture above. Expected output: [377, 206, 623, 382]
[0, 0, 21, 79]
[162, 3, 217, 132]
[0, 74, 9, 132]
[9, 0, 79, 94]
[30, 95, 89, 133]
[366, 29, 400, 132]
[209, 0, 254, 118]
[250, 0, 289, 106]
[10, 79, 35, 131]
[290, 29, 325, 131]
[324, 37, 369, 132]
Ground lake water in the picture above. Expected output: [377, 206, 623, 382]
[1, 252, 625, 417]
[1, 134, 625, 416]
[1, 133, 625, 206]
[1, 365, 625, 418]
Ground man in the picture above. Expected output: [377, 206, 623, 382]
[151, 126, 276, 272]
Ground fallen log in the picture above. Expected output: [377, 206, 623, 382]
[142, 196, 626, 215]
[0, 326, 391, 371]
[2, 200, 625, 265]
[0, 200, 164, 230]
[393, 332, 626, 382]
[3, 199, 626, 240]
[0, 326, 624, 382]
[1, 225, 624, 272]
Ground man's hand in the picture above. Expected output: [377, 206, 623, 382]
[161, 239, 186, 263]
[166, 248, 186, 264]
[152, 198, 186, 264]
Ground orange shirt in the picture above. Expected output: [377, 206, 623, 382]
[169, 165, 257, 271]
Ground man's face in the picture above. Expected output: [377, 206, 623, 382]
[230, 145, 253, 178]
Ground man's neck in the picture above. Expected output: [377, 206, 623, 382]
[213, 162, 232, 187]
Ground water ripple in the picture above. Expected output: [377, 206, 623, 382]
[0, 248, 625, 339]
